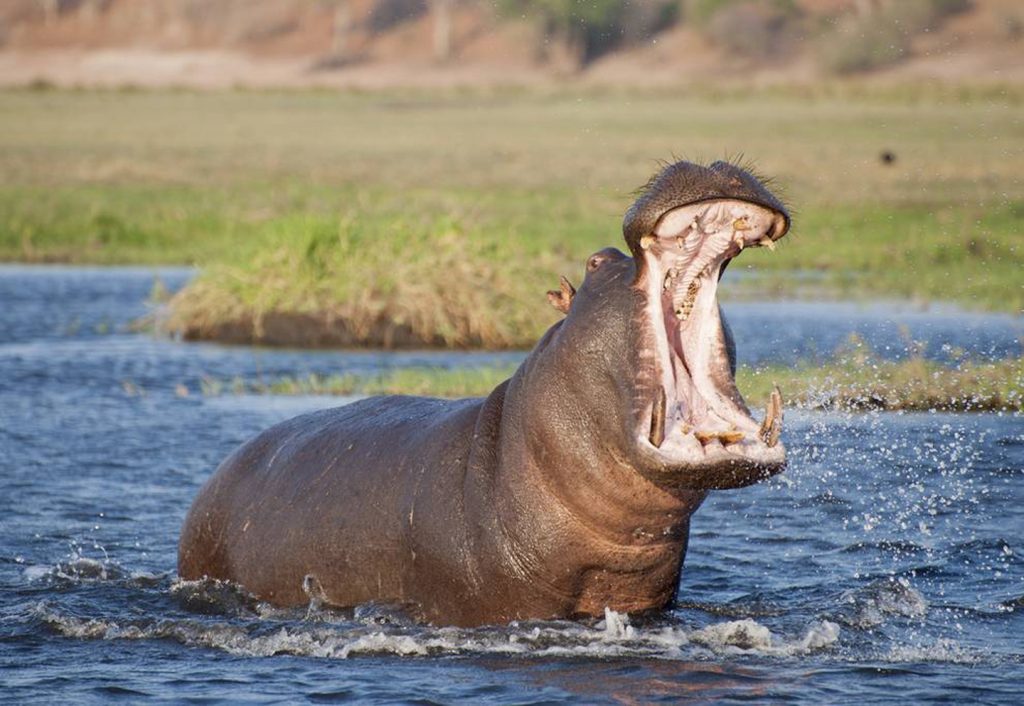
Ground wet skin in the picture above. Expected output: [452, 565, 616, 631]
[178, 160, 792, 627]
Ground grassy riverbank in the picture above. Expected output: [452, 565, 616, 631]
[192, 355, 1023, 413]
[2, 87, 1022, 347]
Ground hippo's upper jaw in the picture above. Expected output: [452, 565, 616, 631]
[632, 197, 788, 490]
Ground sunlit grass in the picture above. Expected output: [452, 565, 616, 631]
[195, 355, 1023, 412]
[199, 363, 521, 399]
[740, 355, 1023, 413]
[1, 87, 1021, 347]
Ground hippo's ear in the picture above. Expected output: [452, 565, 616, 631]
[546, 276, 576, 315]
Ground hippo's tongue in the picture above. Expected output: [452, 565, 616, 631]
[639, 198, 786, 465]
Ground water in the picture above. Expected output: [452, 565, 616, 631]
[1, 266, 1022, 704]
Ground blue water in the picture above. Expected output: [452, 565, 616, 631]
[1, 266, 1022, 704]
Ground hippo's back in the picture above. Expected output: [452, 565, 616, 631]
[178, 394, 482, 607]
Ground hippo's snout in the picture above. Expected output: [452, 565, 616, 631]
[623, 160, 791, 489]
[623, 160, 790, 267]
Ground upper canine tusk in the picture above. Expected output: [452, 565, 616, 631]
[640, 234, 656, 250]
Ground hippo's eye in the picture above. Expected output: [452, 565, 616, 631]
[585, 247, 626, 273]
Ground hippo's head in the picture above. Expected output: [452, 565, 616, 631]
[535, 160, 790, 491]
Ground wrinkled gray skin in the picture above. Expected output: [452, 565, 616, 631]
[179, 160, 791, 627]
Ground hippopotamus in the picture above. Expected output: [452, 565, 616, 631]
[178, 159, 791, 627]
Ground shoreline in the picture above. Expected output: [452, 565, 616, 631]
[189, 356, 1024, 413]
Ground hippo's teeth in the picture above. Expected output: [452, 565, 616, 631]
[641, 234, 656, 250]
[759, 237, 776, 252]
[732, 218, 751, 250]
[649, 387, 666, 448]
[759, 385, 784, 447]
[718, 430, 745, 445]
[694, 429, 745, 445]
[674, 278, 702, 321]
[694, 430, 716, 445]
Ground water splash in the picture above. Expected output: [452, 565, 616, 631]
[32, 598, 840, 662]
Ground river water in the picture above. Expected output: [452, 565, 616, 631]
[1, 266, 1022, 704]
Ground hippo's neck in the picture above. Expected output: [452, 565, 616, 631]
[464, 363, 705, 619]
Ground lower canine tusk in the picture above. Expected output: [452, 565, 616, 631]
[649, 387, 666, 448]
[759, 385, 783, 447]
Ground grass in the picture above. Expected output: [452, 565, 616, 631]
[198, 363, 522, 399]
[1, 87, 1022, 347]
[741, 355, 1023, 413]
[193, 354, 1023, 413]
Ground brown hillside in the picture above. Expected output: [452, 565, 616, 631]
[0, 0, 1020, 88]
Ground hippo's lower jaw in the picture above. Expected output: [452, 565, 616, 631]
[634, 198, 788, 489]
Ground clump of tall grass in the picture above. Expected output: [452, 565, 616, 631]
[164, 209, 565, 349]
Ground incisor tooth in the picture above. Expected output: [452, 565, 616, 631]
[694, 431, 717, 445]
[695, 430, 745, 445]
[640, 234, 656, 250]
[759, 237, 776, 252]
[718, 430, 745, 445]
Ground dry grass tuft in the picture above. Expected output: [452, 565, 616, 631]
[163, 209, 565, 348]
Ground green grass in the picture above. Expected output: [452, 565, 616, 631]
[193, 354, 1023, 412]
[1, 87, 1021, 346]
[740, 355, 1023, 413]
[198, 363, 522, 399]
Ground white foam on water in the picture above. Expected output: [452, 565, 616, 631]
[885, 638, 985, 665]
[35, 602, 840, 662]
[22, 565, 53, 582]
[837, 578, 929, 628]
[599, 606, 636, 640]
[689, 618, 841, 657]
[23, 555, 127, 584]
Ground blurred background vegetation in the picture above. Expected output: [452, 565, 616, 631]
[0, 0, 1020, 350]
[2, 0, 1019, 81]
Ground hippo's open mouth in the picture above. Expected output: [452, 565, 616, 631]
[636, 198, 788, 487]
